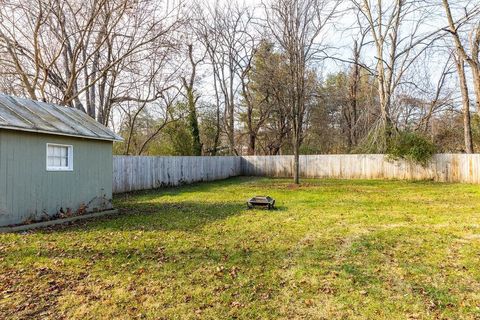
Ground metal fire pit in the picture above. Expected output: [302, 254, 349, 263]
[247, 196, 276, 210]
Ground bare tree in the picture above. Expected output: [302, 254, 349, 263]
[344, 30, 370, 149]
[454, 53, 474, 153]
[236, 31, 260, 155]
[194, 1, 255, 155]
[265, 0, 339, 184]
[117, 52, 180, 155]
[442, 0, 480, 113]
[119, 83, 182, 155]
[0, 0, 184, 125]
[351, 0, 444, 150]
[192, 4, 222, 155]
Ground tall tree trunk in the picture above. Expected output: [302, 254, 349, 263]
[246, 102, 255, 155]
[182, 44, 202, 156]
[293, 135, 300, 184]
[455, 55, 474, 153]
[186, 87, 202, 156]
[292, 94, 303, 184]
[348, 40, 360, 149]
[211, 63, 221, 156]
[213, 102, 221, 156]
[472, 69, 480, 113]
[248, 133, 256, 155]
[228, 102, 235, 155]
[442, 0, 480, 113]
[228, 62, 236, 155]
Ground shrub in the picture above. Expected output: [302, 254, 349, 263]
[386, 131, 436, 166]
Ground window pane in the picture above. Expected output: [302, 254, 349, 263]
[47, 145, 72, 170]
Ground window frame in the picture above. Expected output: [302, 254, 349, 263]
[46, 143, 73, 171]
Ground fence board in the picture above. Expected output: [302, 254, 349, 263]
[113, 154, 480, 193]
[241, 154, 480, 183]
[113, 156, 242, 193]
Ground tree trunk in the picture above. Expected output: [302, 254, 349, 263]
[228, 102, 235, 155]
[228, 63, 236, 155]
[348, 40, 360, 149]
[455, 55, 474, 153]
[212, 102, 220, 156]
[248, 133, 256, 155]
[211, 64, 221, 156]
[182, 44, 202, 156]
[463, 102, 474, 154]
[472, 68, 480, 113]
[246, 101, 255, 155]
[293, 135, 300, 184]
[186, 88, 202, 156]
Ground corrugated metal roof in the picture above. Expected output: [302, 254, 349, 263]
[0, 94, 123, 141]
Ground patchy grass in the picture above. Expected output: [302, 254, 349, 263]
[2, 177, 480, 319]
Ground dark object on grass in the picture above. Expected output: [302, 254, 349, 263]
[247, 196, 275, 210]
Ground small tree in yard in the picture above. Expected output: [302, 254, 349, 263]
[265, 0, 339, 184]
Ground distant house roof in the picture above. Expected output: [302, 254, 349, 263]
[0, 94, 123, 142]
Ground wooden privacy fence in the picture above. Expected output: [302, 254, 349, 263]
[113, 154, 480, 193]
[241, 154, 480, 183]
[113, 156, 241, 193]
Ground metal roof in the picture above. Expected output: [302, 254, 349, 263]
[0, 94, 123, 141]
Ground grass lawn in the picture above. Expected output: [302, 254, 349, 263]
[2, 177, 480, 319]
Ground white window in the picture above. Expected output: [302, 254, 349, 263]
[46, 143, 73, 171]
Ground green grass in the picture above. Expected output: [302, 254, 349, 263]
[2, 177, 480, 319]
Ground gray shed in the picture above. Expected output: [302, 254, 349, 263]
[0, 94, 123, 226]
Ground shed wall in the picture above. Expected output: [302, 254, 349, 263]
[0, 129, 113, 226]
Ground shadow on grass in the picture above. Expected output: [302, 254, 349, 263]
[113, 176, 263, 200]
[33, 200, 246, 234]
[29, 176, 288, 234]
